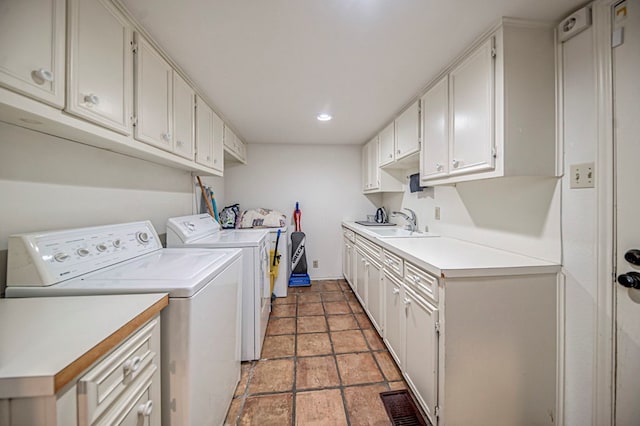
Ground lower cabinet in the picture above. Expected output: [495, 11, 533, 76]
[403, 286, 439, 422]
[344, 226, 558, 425]
[0, 317, 161, 426]
[342, 237, 355, 286]
[366, 258, 383, 334]
[355, 248, 368, 307]
[383, 271, 404, 367]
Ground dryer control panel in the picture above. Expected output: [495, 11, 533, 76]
[166, 214, 221, 245]
[6, 221, 161, 286]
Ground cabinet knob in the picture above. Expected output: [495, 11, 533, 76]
[83, 93, 100, 106]
[436, 163, 444, 172]
[452, 159, 462, 168]
[403, 297, 411, 306]
[137, 400, 153, 417]
[206, 155, 211, 161]
[176, 140, 183, 146]
[214, 159, 217, 164]
[397, 149, 401, 154]
[32, 68, 54, 84]
[388, 154, 392, 158]
[162, 133, 172, 142]
[123, 356, 142, 375]
[392, 287, 400, 295]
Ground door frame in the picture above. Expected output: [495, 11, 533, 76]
[592, 1, 616, 425]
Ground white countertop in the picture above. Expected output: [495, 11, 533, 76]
[343, 221, 560, 278]
[0, 293, 168, 398]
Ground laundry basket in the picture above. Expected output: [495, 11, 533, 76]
[269, 249, 280, 296]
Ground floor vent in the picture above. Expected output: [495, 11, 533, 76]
[379, 390, 429, 426]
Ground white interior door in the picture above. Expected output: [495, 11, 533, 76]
[613, 1, 640, 423]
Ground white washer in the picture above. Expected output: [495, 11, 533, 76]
[166, 214, 270, 361]
[5, 221, 242, 426]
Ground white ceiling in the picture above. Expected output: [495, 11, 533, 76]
[120, 0, 584, 145]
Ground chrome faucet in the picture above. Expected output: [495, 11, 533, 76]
[391, 208, 418, 232]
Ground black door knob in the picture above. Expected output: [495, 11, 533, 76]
[624, 249, 640, 266]
[617, 271, 640, 289]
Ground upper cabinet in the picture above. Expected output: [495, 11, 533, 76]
[224, 125, 247, 164]
[394, 101, 420, 162]
[379, 123, 395, 167]
[449, 38, 495, 176]
[0, 0, 241, 175]
[67, 0, 133, 134]
[134, 34, 173, 152]
[420, 20, 556, 186]
[172, 72, 195, 160]
[134, 34, 195, 160]
[378, 101, 421, 170]
[420, 76, 449, 180]
[0, 0, 65, 107]
[363, 136, 403, 194]
[195, 95, 224, 175]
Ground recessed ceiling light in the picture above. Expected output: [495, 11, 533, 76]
[317, 113, 332, 122]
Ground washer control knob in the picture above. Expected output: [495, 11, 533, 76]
[96, 244, 108, 252]
[77, 248, 90, 257]
[54, 252, 70, 262]
[137, 231, 150, 244]
[113, 239, 122, 248]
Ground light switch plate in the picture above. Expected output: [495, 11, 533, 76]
[570, 162, 595, 188]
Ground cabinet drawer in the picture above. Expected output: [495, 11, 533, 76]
[382, 250, 403, 278]
[342, 228, 355, 243]
[78, 318, 159, 425]
[355, 235, 381, 261]
[404, 263, 438, 303]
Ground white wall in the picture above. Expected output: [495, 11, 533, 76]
[0, 122, 216, 290]
[382, 170, 562, 263]
[224, 143, 377, 279]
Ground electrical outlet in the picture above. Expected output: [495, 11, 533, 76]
[435, 207, 441, 220]
[570, 162, 595, 188]
[313, 260, 318, 268]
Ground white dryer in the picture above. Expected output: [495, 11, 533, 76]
[6, 221, 242, 426]
[166, 214, 270, 361]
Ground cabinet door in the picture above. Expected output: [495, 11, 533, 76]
[67, 0, 132, 134]
[342, 239, 351, 284]
[379, 122, 395, 166]
[211, 110, 224, 173]
[362, 143, 369, 191]
[195, 95, 214, 168]
[383, 273, 403, 367]
[368, 137, 380, 190]
[395, 101, 420, 160]
[134, 35, 172, 151]
[172, 72, 195, 160]
[421, 76, 449, 180]
[449, 37, 495, 175]
[224, 125, 236, 151]
[404, 288, 438, 422]
[0, 0, 65, 107]
[367, 260, 383, 334]
[355, 249, 368, 306]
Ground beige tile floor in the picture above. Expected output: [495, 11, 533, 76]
[224, 279, 417, 426]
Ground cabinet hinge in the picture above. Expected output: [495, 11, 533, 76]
[435, 321, 441, 334]
[435, 406, 440, 418]
[131, 115, 138, 126]
[491, 47, 497, 58]
[491, 145, 497, 158]
[131, 42, 138, 54]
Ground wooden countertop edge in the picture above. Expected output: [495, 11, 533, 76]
[53, 294, 169, 393]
